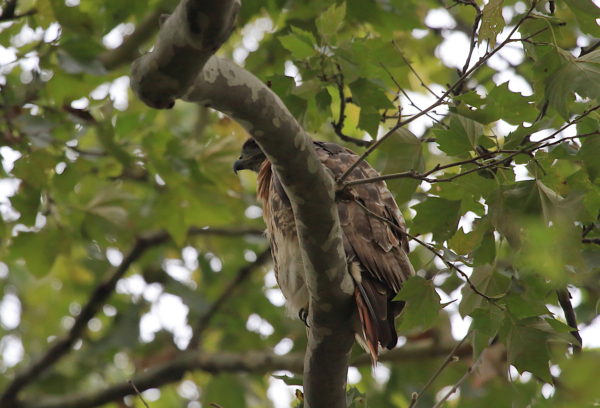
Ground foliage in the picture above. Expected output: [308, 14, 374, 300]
[0, 0, 599, 407]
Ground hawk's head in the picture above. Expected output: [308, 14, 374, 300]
[233, 138, 266, 173]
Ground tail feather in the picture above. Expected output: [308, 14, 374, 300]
[355, 286, 379, 364]
[354, 276, 400, 364]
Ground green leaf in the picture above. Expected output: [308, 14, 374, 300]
[504, 290, 550, 319]
[563, 0, 600, 36]
[349, 78, 395, 110]
[273, 374, 304, 386]
[448, 227, 484, 255]
[546, 49, 600, 118]
[473, 230, 496, 266]
[316, 2, 346, 42]
[579, 134, 600, 182]
[459, 265, 511, 316]
[471, 305, 504, 337]
[434, 114, 484, 156]
[411, 197, 461, 241]
[279, 27, 317, 59]
[357, 107, 381, 137]
[396, 276, 441, 331]
[11, 228, 67, 278]
[485, 83, 537, 125]
[374, 128, 424, 203]
[470, 304, 505, 357]
[503, 318, 552, 382]
[479, 0, 506, 48]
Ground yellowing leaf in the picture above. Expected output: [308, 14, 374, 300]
[479, 0, 506, 48]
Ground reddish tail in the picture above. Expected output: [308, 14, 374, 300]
[354, 277, 403, 364]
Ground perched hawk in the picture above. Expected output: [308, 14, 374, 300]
[234, 139, 414, 362]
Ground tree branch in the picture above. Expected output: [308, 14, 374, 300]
[0, 233, 169, 407]
[99, 5, 170, 71]
[330, 66, 372, 147]
[0, 226, 263, 406]
[336, 1, 538, 184]
[187, 248, 271, 349]
[408, 330, 471, 408]
[17, 341, 470, 408]
[556, 288, 582, 353]
[0, 0, 36, 22]
[130, 1, 354, 406]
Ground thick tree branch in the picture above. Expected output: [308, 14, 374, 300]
[0, 226, 263, 406]
[130, 1, 354, 406]
[17, 342, 470, 408]
[99, 5, 170, 71]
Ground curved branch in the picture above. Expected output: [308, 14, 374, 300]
[130, 1, 354, 406]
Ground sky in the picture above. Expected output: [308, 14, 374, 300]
[1, 2, 600, 407]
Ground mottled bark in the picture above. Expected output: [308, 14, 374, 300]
[129, 1, 354, 407]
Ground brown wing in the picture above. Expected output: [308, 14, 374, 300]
[315, 142, 414, 358]
[314, 142, 414, 290]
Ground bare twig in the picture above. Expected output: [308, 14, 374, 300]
[352, 199, 498, 305]
[458, 1, 482, 81]
[379, 62, 445, 127]
[556, 288, 582, 353]
[408, 330, 471, 408]
[128, 381, 151, 408]
[330, 65, 373, 147]
[431, 352, 484, 408]
[394, 45, 441, 99]
[341, 107, 600, 188]
[337, 1, 538, 184]
[187, 248, 271, 349]
[579, 40, 600, 57]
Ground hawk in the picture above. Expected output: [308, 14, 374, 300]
[234, 139, 414, 362]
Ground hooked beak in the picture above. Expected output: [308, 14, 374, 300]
[233, 159, 244, 174]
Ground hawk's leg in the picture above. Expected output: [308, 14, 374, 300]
[298, 308, 310, 328]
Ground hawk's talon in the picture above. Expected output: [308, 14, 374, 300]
[298, 308, 309, 328]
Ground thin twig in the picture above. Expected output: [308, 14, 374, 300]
[341, 107, 600, 188]
[379, 62, 445, 127]
[330, 64, 372, 147]
[352, 199, 498, 305]
[128, 380, 151, 408]
[580, 40, 600, 57]
[0, 0, 36, 22]
[394, 44, 441, 99]
[337, 1, 538, 184]
[0, 233, 168, 407]
[408, 330, 471, 408]
[186, 248, 271, 349]
[431, 351, 484, 408]
[458, 0, 481, 81]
